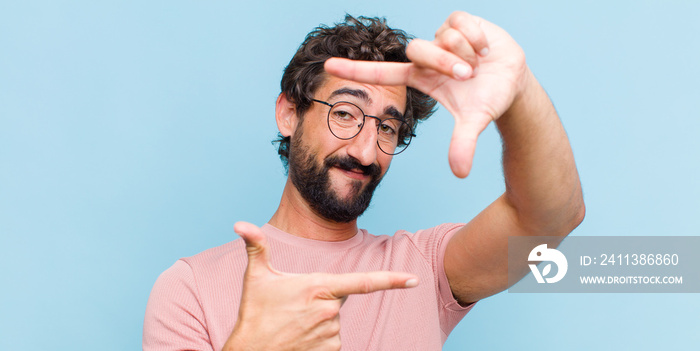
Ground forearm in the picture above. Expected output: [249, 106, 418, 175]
[496, 67, 585, 235]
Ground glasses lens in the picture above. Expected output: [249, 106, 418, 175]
[328, 102, 364, 139]
[377, 118, 412, 155]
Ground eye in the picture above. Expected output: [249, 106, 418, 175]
[332, 108, 356, 121]
[378, 122, 397, 136]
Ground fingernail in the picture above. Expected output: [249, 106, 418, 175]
[405, 279, 418, 288]
[452, 63, 471, 80]
[479, 47, 489, 57]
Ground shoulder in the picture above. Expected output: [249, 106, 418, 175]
[388, 223, 465, 254]
[363, 223, 464, 242]
[354, 224, 464, 267]
[144, 240, 248, 351]
[391, 223, 465, 239]
[181, 238, 247, 272]
[148, 238, 246, 301]
[171, 239, 249, 298]
[147, 238, 248, 310]
[144, 239, 248, 350]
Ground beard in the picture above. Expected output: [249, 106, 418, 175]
[288, 130, 383, 223]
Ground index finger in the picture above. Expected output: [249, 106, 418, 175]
[325, 271, 419, 298]
[324, 58, 412, 86]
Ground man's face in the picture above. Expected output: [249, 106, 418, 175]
[288, 76, 407, 223]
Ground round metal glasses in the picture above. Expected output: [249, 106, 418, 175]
[311, 99, 415, 155]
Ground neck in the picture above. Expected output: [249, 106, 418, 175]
[268, 178, 359, 241]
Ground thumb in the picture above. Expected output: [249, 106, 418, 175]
[448, 115, 491, 178]
[234, 221, 272, 275]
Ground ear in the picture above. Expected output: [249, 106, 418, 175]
[276, 93, 298, 137]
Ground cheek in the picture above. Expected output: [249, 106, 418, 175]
[377, 155, 393, 175]
[300, 120, 344, 157]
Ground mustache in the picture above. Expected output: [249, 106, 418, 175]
[324, 155, 381, 179]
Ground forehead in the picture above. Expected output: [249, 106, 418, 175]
[316, 75, 407, 113]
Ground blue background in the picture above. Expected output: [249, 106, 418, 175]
[2, 1, 698, 350]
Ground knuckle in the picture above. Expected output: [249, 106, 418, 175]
[327, 335, 342, 351]
[347, 61, 358, 81]
[441, 29, 462, 50]
[319, 304, 340, 321]
[329, 319, 341, 335]
[304, 274, 333, 299]
[308, 286, 332, 301]
[435, 52, 454, 71]
[406, 39, 420, 57]
[306, 273, 326, 288]
[450, 11, 470, 26]
[357, 278, 373, 294]
[373, 64, 385, 83]
[465, 26, 485, 46]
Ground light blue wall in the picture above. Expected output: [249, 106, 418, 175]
[2, 1, 698, 350]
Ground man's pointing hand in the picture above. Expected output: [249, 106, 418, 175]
[222, 222, 419, 351]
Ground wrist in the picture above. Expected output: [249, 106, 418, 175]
[222, 325, 250, 351]
[500, 67, 545, 123]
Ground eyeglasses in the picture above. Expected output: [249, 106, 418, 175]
[311, 99, 415, 155]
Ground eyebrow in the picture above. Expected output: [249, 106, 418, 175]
[328, 87, 405, 120]
[328, 88, 371, 104]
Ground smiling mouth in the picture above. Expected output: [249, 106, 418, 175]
[334, 166, 369, 180]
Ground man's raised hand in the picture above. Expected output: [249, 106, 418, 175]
[324, 11, 529, 178]
[222, 222, 419, 351]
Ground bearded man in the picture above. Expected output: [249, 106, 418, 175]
[144, 11, 584, 351]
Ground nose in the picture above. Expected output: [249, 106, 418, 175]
[346, 118, 379, 166]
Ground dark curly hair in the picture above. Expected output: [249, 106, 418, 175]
[274, 14, 437, 168]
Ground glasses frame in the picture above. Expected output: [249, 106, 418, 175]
[311, 99, 416, 155]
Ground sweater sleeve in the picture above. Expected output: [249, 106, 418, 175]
[405, 223, 475, 339]
[143, 260, 215, 351]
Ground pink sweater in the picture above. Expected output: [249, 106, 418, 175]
[143, 223, 474, 350]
